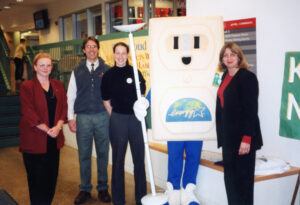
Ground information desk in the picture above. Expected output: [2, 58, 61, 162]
[149, 142, 300, 205]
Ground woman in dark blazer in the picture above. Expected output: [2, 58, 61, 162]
[216, 42, 263, 205]
[19, 52, 67, 205]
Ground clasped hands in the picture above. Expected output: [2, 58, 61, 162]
[37, 123, 61, 138]
[47, 125, 61, 138]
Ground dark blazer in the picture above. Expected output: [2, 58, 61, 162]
[19, 78, 67, 153]
[216, 69, 263, 153]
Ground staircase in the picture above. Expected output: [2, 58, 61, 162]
[0, 27, 11, 95]
[0, 67, 8, 95]
[0, 95, 20, 148]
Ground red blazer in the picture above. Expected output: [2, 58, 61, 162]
[19, 78, 67, 153]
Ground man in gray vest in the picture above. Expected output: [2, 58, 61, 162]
[67, 36, 111, 204]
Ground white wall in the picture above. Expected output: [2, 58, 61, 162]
[187, 0, 300, 166]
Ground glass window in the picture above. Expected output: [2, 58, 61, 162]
[76, 12, 88, 39]
[128, 0, 143, 24]
[60, 5, 104, 39]
[105, 0, 186, 33]
[154, 0, 173, 17]
[63, 15, 73, 41]
[128, 0, 186, 25]
[176, 0, 186, 16]
[90, 6, 102, 36]
[152, 0, 186, 17]
[109, 1, 123, 32]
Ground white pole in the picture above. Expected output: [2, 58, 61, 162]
[128, 31, 157, 196]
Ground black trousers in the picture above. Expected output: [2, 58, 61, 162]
[23, 138, 60, 205]
[14, 57, 24, 81]
[223, 147, 256, 205]
[109, 112, 146, 205]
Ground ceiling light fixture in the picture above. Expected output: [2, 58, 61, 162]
[4, 6, 11, 9]
[16, 0, 23, 2]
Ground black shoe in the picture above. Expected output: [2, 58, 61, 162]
[74, 191, 91, 204]
[98, 189, 112, 203]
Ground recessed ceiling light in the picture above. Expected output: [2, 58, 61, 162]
[16, 0, 23, 2]
[4, 6, 11, 9]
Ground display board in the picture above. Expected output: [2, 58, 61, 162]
[279, 52, 300, 140]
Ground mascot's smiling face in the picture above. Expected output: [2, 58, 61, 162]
[173, 34, 198, 65]
[157, 23, 216, 71]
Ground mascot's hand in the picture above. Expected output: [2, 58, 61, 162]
[133, 97, 149, 122]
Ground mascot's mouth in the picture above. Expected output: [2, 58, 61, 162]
[182, 57, 191, 65]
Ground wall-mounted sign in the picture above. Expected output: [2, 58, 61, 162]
[279, 52, 300, 140]
[224, 17, 257, 73]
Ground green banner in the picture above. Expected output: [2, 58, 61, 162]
[279, 52, 300, 140]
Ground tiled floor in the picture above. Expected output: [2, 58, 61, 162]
[0, 146, 150, 205]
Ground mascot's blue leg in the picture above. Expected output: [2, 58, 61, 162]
[167, 141, 185, 189]
[181, 141, 203, 205]
[182, 141, 203, 188]
[164, 141, 185, 205]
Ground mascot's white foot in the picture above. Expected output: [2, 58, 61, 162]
[164, 182, 181, 205]
[181, 183, 200, 205]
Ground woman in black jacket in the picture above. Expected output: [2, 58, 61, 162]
[216, 42, 263, 205]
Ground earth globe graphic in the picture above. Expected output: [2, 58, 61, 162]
[166, 98, 212, 122]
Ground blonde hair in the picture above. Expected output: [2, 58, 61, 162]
[33, 52, 52, 66]
[217, 42, 250, 72]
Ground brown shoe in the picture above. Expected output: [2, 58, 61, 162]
[98, 189, 112, 203]
[74, 191, 91, 204]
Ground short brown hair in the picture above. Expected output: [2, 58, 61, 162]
[217, 42, 250, 72]
[82, 36, 100, 50]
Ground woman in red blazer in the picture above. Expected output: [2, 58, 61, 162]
[19, 52, 67, 205]
[216, 42, 263, 205]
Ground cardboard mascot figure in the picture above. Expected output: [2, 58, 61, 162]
[148, 16, 224, 205]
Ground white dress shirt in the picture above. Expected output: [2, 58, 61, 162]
[67, 59, 99, 120]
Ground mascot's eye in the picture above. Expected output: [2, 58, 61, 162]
[194, 36, 200, 49]
[173, 36, 179, 49]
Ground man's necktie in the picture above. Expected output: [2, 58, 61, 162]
[91, 63, 94, 73]
[91, 63, 95, 88]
